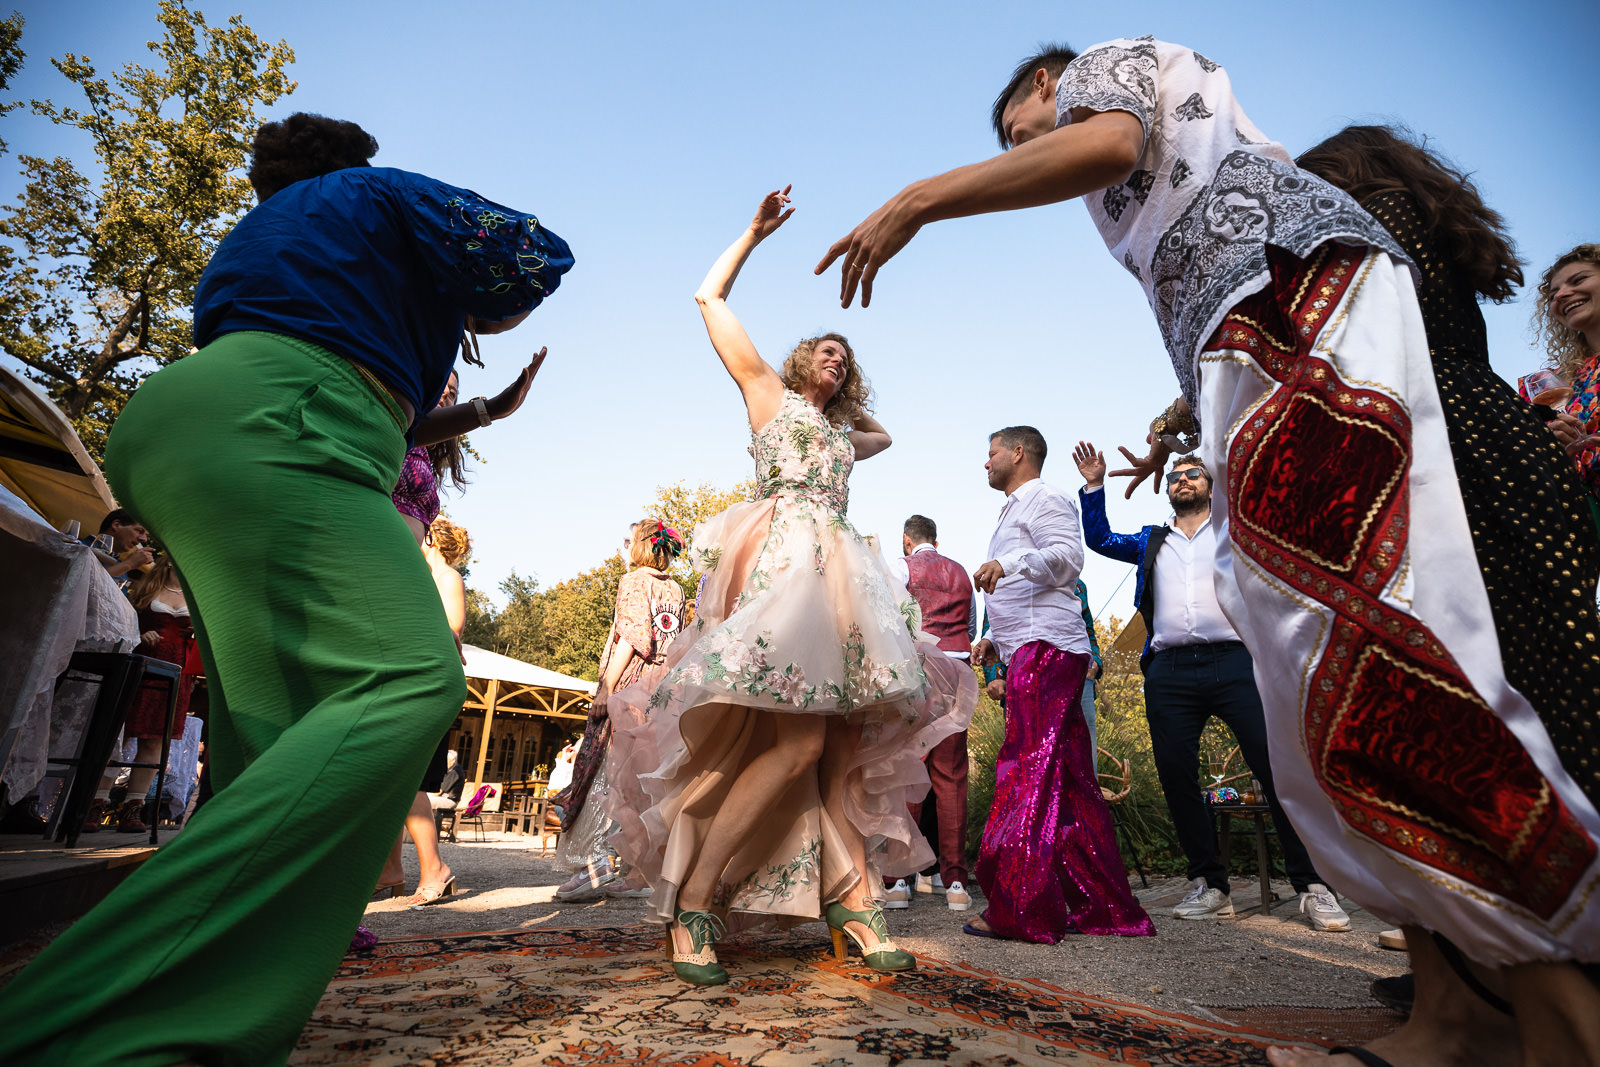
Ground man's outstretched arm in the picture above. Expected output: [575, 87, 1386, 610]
[816, 110, 1143, 308]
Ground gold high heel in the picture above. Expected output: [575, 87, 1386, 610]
[826, 900, 915, 971]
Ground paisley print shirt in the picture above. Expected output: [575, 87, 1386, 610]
[1056, 37, 1404, 419]
[391, 445, 440, 525]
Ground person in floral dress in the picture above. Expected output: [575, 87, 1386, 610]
[1528, 244, 1600, 502]
[604, 187, 977, 985]
[553, 519, 688, 899]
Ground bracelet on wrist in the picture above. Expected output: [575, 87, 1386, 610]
[471, 396, 493, 428]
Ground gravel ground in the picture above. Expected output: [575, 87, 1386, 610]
[366, 831, 1409, 1023]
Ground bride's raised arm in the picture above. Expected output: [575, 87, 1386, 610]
[694, 187, 793, 429]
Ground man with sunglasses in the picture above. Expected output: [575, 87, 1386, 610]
[1071, 442, 1348, 932]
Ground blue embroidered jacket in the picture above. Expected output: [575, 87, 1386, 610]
[1078, 487, 1170, 672]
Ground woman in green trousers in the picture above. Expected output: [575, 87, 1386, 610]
[0, 113, 572, 1066]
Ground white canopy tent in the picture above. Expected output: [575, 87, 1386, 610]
[0, 366, 116, 535]
[459, 644, 595, 797]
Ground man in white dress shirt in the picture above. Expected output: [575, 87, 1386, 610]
[1073, 443, 1348, 932]
[967, 427, 1152, 942]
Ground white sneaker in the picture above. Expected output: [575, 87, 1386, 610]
[555, 861, 619, 902]
[1299, 883, 1351, 932]
[1171, 878, 1235, 920]
[605, 883, 652, 899]
[915, 872, 945, 894]
[1378, 927, 1407, 951]
[945, 881, 971, 911]
[884, 878, 912, 909]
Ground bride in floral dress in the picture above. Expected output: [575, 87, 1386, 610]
[605, 187, 977, 985]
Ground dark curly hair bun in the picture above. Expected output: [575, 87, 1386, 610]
[248, 112, 379, 200]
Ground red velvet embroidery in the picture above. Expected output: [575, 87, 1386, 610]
[1209, 244, 1595, 919]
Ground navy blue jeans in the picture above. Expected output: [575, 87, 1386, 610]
[1143, 641, 1322, 893]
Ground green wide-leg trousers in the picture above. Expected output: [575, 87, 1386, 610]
[0, 332, 466, 1066]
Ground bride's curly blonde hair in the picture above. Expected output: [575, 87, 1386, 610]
[1536, 244, 1600, 381]
[780, 332, 873, 429]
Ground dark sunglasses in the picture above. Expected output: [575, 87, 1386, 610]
[1165, 468, 1207, 485]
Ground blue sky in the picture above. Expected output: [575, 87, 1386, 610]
[7, 1, 1598, 623]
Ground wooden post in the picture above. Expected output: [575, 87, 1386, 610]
[472, 678, 499, 800]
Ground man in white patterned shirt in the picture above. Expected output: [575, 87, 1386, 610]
[822, 37, 1600, 1067]
[966, 426, 1152, 943]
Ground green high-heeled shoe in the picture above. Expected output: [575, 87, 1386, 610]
[825, 900, 916, 971]
[665, 908, 728, 985]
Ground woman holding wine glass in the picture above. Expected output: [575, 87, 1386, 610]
[1530, 244, 1600, 496]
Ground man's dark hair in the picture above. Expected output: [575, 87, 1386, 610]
[248, 112, 380, 201]
[99, 508, 137, 533]
[991, 43, 1079, 148]
[990, 425, 1048, 469]
[904, 514, 938, 545]
[1170, 455, 1212, 483]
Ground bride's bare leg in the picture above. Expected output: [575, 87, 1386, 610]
[1265, 926, 1517, 1067]
[675, 712, 826, 911]
[819, 715, 871, 911]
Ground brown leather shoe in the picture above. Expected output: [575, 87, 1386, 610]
[81, 798, 109, 833]
[115, 798, 148, 833]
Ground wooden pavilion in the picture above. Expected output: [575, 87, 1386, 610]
[453, 644, 595, 798]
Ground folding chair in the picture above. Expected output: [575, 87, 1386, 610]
[453, 783, 499, 843]
[1096, 745, 1150, 889]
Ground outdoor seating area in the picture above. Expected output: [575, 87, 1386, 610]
[1, 368, 153, 845]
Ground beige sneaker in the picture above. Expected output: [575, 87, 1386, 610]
[945, 881, 971, 911]
[1378, 927, 1407, 950]
[884, 878, 912, 910]
[1298, 883, 1351, 932]
[1172, 878, 1235, 920]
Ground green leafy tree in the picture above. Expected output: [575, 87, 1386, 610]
[644, 479, 754, 605]
[532, 555, 628, 680]
[0, 12, 25, 157]
[484, 572, 545, 662]
[0, 2, 294, 457]
[464, 479, 754, 674]
[460, 587, 499, 650]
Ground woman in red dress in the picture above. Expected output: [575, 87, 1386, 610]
[86, 553, 202, 833]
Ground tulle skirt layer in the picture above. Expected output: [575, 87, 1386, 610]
[604, 493, 977, 929]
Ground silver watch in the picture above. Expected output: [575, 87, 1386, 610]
[471, 396, 492, 428]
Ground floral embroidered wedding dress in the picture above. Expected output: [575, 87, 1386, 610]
[605, 390, 977, 930]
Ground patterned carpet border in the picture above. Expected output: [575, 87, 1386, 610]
[295, 924, 1328, 1065]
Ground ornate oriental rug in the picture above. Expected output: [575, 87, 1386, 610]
[293, 925, 1316, 1065]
